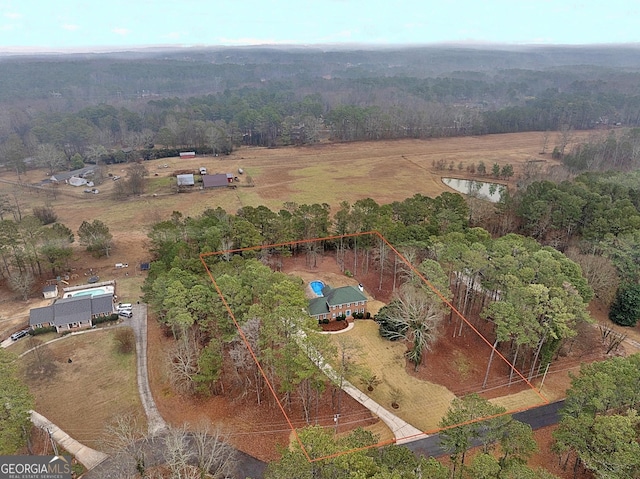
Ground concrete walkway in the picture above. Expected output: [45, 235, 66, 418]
[130, 303, 168, 436]
[30, 410, 108, 470]
[300, 332, 427, 444]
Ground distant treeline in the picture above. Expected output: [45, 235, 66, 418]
[3, 46, 640, 162]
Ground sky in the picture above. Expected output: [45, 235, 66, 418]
[1, 0, 639, 53]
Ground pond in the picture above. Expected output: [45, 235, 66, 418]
[442, 177, 507, 203]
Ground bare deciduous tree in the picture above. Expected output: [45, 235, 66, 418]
[164, 423, 236, 479]
[166, 330, 201, 395]
[228, 318, 263, 404]
[565, 249, 619, 306]
[101, 412, 148, 478]
[379, 284, 444, 371]
[8, 270, 35, 300]
[191, 422, 237, 479]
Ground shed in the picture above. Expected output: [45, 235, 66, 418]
[42, 284, 58, 299]
[176, 174, 195, 186]
[202, 174, 230, 188]
[226, 173, 234, 183]
[179, 151, 196, 159]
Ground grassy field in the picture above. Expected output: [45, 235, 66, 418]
[18, 329, 146, 449]
[327, 320, 560, 433]
[1, 132, 595, 233]
[328, 320, 457, 433]
[0, 132, 604, 455]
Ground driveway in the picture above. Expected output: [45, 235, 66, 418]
[126, 303, 168, 436]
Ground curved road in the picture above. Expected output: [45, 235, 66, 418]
[406, 400, 565, 457]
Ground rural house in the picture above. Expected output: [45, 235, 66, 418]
[29, 294, 114, 333]
[50, 166, 95, 183]
[308, 285, 367, 321]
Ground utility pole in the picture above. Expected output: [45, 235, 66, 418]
[47, 428, 59, 456]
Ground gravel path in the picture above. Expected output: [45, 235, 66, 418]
[129, 303, 168, 436]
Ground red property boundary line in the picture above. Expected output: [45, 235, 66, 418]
[199, 231, 549, 462]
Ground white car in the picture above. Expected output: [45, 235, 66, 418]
[119, 310, 133, 318]
[11, 328, 30, 341]
[117, 303, 133, 310]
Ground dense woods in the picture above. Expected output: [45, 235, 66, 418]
[4, 45, 640, 163]
[3, 45, 640, 475]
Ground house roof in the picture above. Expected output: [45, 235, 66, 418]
[308, 297, 330, 316]
[307, 285, 367, 317]
[176, 174, 195, 186]
[202, 174, 229, 188]
[30, 305, 54, 325]
[29, 294, 114, 327]
[50, 166, 95, 182]
[91, 293, 114, 316]
[53, 296, 92, 326]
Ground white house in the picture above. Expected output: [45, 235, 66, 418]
[68, 176, 88, 187]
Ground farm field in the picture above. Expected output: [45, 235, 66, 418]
[2, 131, 635, 473]
[1, 132, 585, 341]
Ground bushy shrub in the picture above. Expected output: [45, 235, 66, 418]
[609, 283, 640, 327]
[33, 206, 58, 225]
[31, 326, 57, 336]
[114, 328, 135, 354]
[93, 313, 119, 325]
[375, 304, 406, 341]
[336, 314, 347, 322]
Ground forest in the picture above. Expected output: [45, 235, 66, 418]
[2, 45, 640, 478]
[3, 45, 640, 169]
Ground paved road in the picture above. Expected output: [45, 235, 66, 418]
[406, 399, 565, 458]
[128, 303, 168, 436]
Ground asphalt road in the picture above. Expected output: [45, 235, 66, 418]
[406, 400, 565, 458]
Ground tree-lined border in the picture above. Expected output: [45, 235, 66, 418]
[200, 231, 549, 462]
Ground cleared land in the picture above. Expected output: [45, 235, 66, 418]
[2, 132, 583, 340]
[17, 329, 146, 449]
[2, 131, 638, 466]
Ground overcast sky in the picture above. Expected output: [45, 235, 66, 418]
[1, 0, 639, 52]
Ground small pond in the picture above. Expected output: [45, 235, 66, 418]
[442, 178, 507, 203]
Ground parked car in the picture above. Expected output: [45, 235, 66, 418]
[10, 328, 30, 341]
[119, 310, 133, 318]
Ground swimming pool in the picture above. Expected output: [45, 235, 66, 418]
[310, 280, 325, 297]
[63, 285, 114, 298]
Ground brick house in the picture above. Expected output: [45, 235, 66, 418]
[308, 285, 367, 321]
[29, 293, 114, 333]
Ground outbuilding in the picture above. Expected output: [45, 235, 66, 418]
[42, 284, 58, 299]
[176, 174, 195, 186]
[202, 174, 230, 188]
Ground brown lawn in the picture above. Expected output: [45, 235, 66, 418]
[18, 329, 145, 450]
[2, 131, 633, 468]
